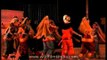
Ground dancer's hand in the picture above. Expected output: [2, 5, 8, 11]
[42, 39, 48, 42]
[34, 36, 41, 39]
[58, 42, 60, 46]
[79, 35, 82, 38]
[33, 36, 36, 39]
[58, 40, 62, 46]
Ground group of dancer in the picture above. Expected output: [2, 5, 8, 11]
[2, 15, 105, 60]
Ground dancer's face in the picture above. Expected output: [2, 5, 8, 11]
[63, 16, 71, 24]
[14, 21, 19, 27]
[26, 20, 31, 24]
[92, 24, 97, 29]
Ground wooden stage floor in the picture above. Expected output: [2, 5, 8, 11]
[1, 42, 106, 60]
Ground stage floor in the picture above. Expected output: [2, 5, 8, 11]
[1, 42, 106, 60]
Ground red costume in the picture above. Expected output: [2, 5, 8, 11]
[60, 15, 82, 57]
[62, 27, 74, 56]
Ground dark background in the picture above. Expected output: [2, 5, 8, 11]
[1, 0, 106, 50]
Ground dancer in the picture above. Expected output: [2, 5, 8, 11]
[61, 15, 82, 58]
[16, 17, 33, 60]
[92, 22, 105, 58]
[78, 17, 95, 59]
[34, 16, 61, 58]
[17, 26, 29, 60]
[2, 16, 19, 59]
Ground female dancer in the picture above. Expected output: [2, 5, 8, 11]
[61, 15, 82, 58]
[2, 17, 19, 59]
[16, 17, 34, 60]
[34, 16, 61, 57]
[92, 22, 105, 58]
[78, 17, 95, 59]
